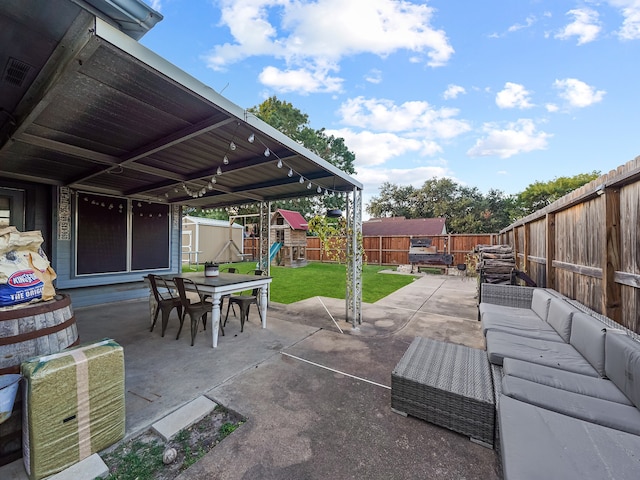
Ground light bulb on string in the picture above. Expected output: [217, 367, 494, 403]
[248, 133, 255, 143]
[229, 141, 236, 151]
[307, 182, 312, 189]
[264, 148, 270, 157]
[223, 155, 229, 165]
[317, 185, 322, 193]
[211, 176, 216, 184]
[288, 168, 293, 177]
[217, 166, 222, 175]
[299, 176, 304, 183]
[277, 159, 282, 168]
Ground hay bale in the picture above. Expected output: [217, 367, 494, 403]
[21, 339, 125, 480]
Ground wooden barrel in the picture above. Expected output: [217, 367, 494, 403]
[0, 294, 78, 466]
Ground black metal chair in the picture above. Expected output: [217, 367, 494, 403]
[223, 269, 264, 332]
[218, 267, 238, 316]
[174, 276, 223, 346]
[148, 274, 183, 338]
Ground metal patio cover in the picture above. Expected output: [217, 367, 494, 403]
[0, 1, 361, 208]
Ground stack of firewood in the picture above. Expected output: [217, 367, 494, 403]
[474, 244, 516, 285]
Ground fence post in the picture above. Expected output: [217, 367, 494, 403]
[545, 213, 556, 290]
[603, 187, 622, 322]
[523, 223, 530, 274]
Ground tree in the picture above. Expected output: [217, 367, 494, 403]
[247, 96, 356, 218]
[515, 171, 600, 216]
[366, 178, 516, 233]
[367, 182, 416, 218]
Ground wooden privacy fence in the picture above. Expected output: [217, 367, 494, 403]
[244, 234, 496, 268]
[498, 155, 640, 334]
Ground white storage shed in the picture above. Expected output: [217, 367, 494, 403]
[182, 216, 246, 266]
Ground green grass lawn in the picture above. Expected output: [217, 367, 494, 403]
[183, 262, 415, 304]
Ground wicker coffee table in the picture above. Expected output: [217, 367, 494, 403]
[391, 337, 495, 447]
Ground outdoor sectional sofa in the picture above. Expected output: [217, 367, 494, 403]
[479, 284, 640, 479]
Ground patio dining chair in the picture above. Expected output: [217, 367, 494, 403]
[217, 267, 238, 316]
[223, 269, 264, 332]
[148, 274, 183, 338]
[174, 276, 223, 346]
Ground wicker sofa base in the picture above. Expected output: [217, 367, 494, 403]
[391, 337, 495, 447]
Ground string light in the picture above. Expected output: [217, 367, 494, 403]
[173, 127, 346, 201]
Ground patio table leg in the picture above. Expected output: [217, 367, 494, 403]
[210, 293, 222, 348]
[259, 285, 268, 329]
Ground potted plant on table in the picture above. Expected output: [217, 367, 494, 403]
[204, 262, 219, 277]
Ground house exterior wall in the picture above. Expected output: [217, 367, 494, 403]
[48, 187, 182, 307]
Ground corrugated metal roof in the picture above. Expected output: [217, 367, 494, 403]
[363, 217, 447, 236]
[0, 1, 361, 209]
[275, 209, 308, 231]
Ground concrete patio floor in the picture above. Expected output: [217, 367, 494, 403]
[2, 273, 498, 479]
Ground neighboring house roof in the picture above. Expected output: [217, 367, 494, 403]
[274, 209, 309, 231]
[362, 217, 447, 236]
[183, 216, 243, 228]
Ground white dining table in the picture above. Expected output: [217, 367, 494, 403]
[164, 271, 272, 348]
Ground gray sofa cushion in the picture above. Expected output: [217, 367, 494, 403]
[546, 297, 577, 342]
[485, 330, 600, 376]
[501, 375, 640, 436]
[482, 322, 565, 342]
[503, 358, 632, 405]
[605, 331, 640, 407]
[530, 288, 554, 320]
[481, 311, 563, 341]
[499, 395, 640, 480]
[478, 302, 539, 320]
[569, 312, 606, 376]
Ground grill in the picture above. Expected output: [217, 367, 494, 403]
[408, 238, 453, 266]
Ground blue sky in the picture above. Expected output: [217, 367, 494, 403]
[139, 1, 640, 212]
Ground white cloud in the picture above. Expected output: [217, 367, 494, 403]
[553, 78, 606, 107]
[467, 119, 551, 159]
[443, 84, 466, 100]
[495, 82, 534, 109]
[489, 14, 537, 38]
[555, 8, 601, 45]
[258, 65, 343, 94]
[337, 97, 471, 139]
[365, 69, 383, 84]
[508, 15, 537, 33]
[325, 128, 441, 167]
[545, 103, 559, 113]
[147, 0, 162, 11]
[356, 165, 454, 189]
[607, 0, 640, 40]
[205, 0, 454, 92]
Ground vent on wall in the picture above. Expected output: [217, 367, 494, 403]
[3, 58, 33, 87]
